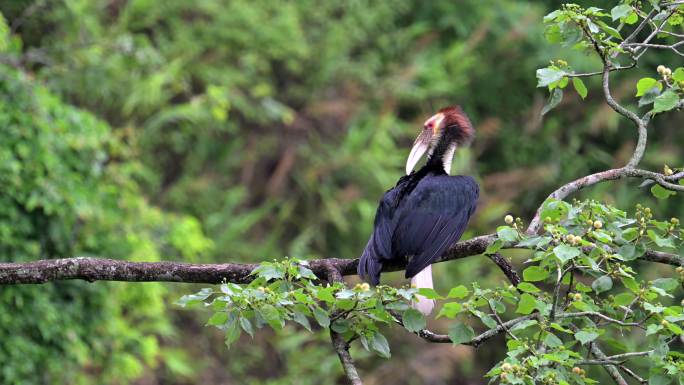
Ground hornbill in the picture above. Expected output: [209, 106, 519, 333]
[358, 106, 479, 315]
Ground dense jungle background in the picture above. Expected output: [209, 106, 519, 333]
[0, 0, 682, 384]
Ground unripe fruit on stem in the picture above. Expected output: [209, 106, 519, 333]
[663, 67, 672, 77]
[657, 65, 666, 74]
[573, 293, 582, 301]
[662, 320, 669, 327]
[593, 220, 602, 229]
[360, 283, 370, 291]
[572, 367, 581, 375]
[664, 165, 674, 176]
[505, 215, 514, 224]
[502, 363, 512, 372]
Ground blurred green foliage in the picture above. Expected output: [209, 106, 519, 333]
[0, 0, 682, 384]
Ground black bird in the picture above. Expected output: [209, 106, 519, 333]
[358, 106, 479, 315]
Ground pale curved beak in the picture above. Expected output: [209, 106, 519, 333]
[405, 129, 432, 174]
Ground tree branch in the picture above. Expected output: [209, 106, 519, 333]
[330, 330, 363, 385]
[414, 314, 538, 347]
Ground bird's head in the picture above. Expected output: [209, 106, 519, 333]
[406, 106, 474, 175]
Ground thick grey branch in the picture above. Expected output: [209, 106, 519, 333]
[331, 331, 363, 385]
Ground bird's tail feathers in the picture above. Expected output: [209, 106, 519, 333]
[410, 265, 435, 316]
[358, 249, 383, 286]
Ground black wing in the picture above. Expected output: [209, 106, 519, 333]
[358, 175, 478, 284]
[358, 187, 399, 285]
[392, 175, 479, 278]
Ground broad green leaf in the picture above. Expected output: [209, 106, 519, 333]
[176, 287, 213, 307]
[371, 333, 391, 358]
[574, 330, 599, 345]
[292, 312, 312, 332]
[553, 244, 580, 264]
[497, 226, 518, 242]
[330, 319, 349, 333]
[636, 77, 661, 97]
[653, 90, 680, 113]
[517, 282, 540, 293]
[516, 293, 537, 315]
[437, 302, 463, 319]
[542, 88, 563, 116]
[653, 278, 678, 292]
[673, 67, 684, 82]
[259, 304, 284, 330]
[417, 288, 441, 299]
[647, 229, 676, 248]
[613, 292, 635, 306]
[651, 184, 676, 200]
[617, 244, 637, 261]
[485, 239, 503, 254]
[315, 287, 336, 303]
[447, 285, 469, 299]
[448, 323, 475, 345]
[611, 4, 632, 21]
[402, 308, 426, 332]
[312, 306, 330, 328]
[592, 275, 613, 293]
[239, 316, 255, 337]
[544, 332, 563, 348]
[572, 77, 587, 99]
[537, 67, 566, 87]
[224, 320, 241, 347]
[510, 319, 538, 332]
[207, 312, 228, 326]
[523, 266, 549, 282]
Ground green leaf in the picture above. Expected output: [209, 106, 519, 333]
[239, 316, 255, 337]
[537, 67, 566, 87]
[653, 90, 680, 113]
[370, 333, 391, 358]
[485, 239, 503, 254]
[611, 4, 632, 21]
[448, 323, 475, 345]
[402, 308, 426, 332]
[224, 320, 241, 347]
[315, 287, 336, 303]
[516, 293, 537, 315]
[542, 88, 563, 116]
[312, 306, 330, 328]
[544, 332, 563, 348]
[553, 244, 581, 264]
[517, 282, 540, 293]
[636, 77, 661, 97]
[176, 287, 213, 307]
[252, 264, 285, 280]
[592, 275, 613, 294]
[523, 266, 549, 282]
[651, 184, 676, 200]
[417, 288, 441, 299]
[437, 302, 462, 319]
[617, 244, 637, 261]
[259, 304, 284, 330]
[510, 319, 538, 332]
[447, 285, 469, 299]
[613, 292, 635, 306]
[574, 330, 599, 345]
[207, 312, 228, 326]
[673, 67, 684, 82]
[653, 278, 678, 292]
[292, 311, 312, 332]
[647, 229, 676, 248]
[572, 77, 587, 99]
[497, 226, 519, 242]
